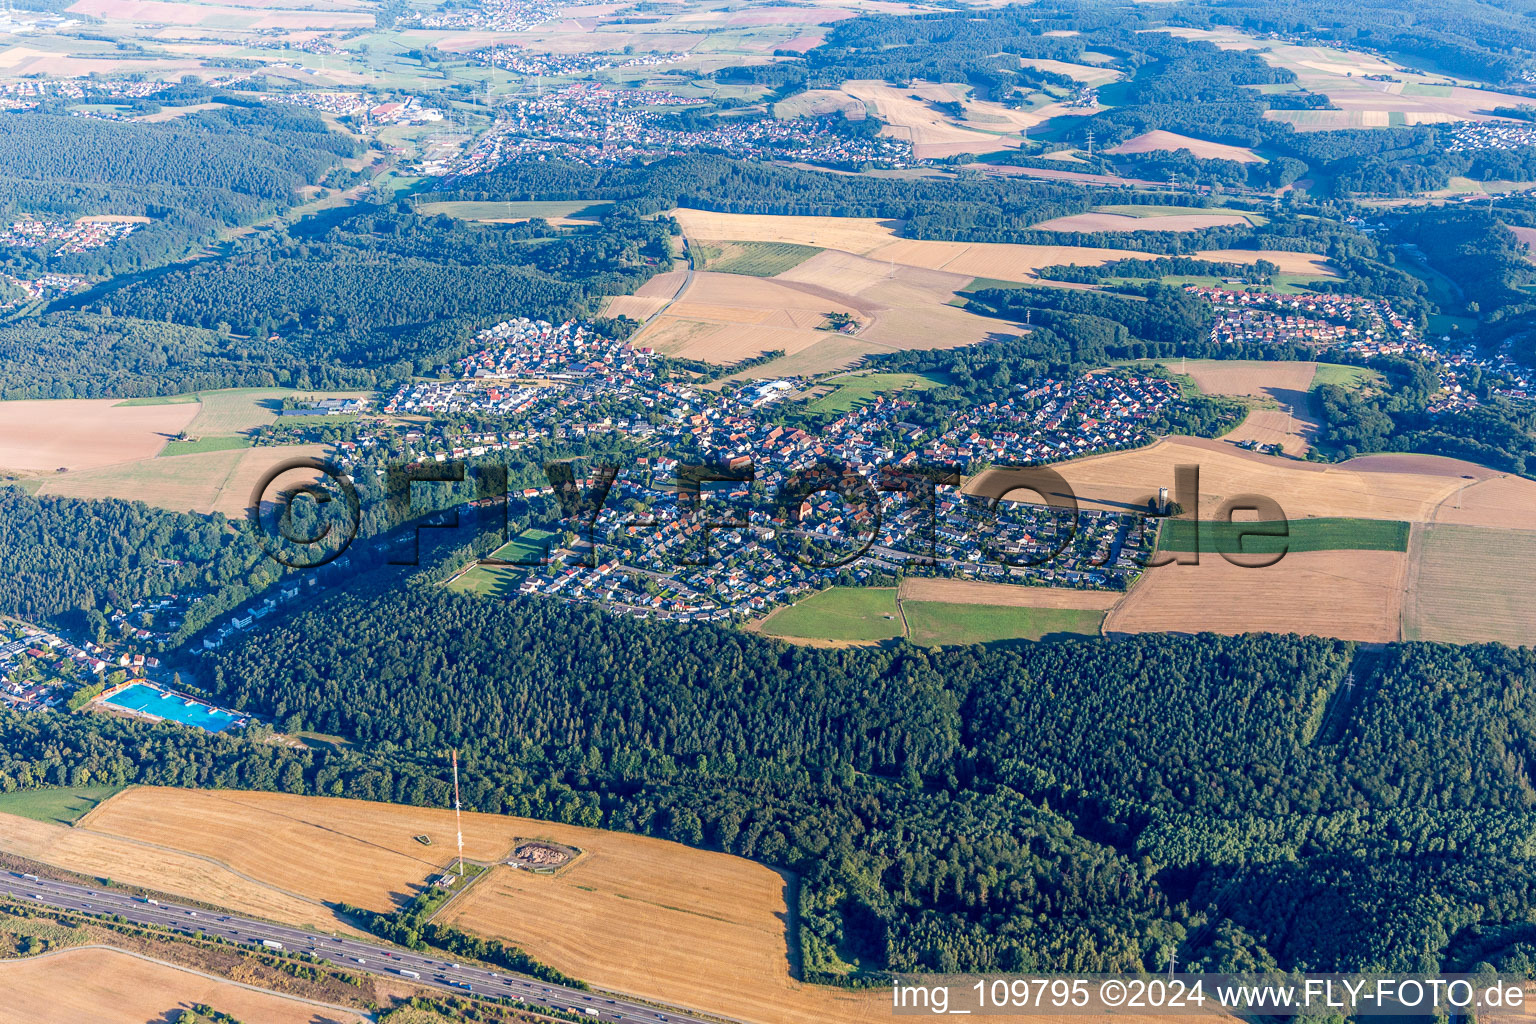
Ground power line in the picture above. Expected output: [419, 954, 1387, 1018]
[451, 749, 464, 877]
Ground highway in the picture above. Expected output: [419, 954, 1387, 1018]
[2, 871, 711, 1024]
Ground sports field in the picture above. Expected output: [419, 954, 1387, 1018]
[0, 945, 369, 1024]
[487, 526, 560, 564]
[1402, 524, 1536, 647]
[803, 372, 946, 413]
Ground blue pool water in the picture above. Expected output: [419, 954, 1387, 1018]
[101, 683, 243, 734]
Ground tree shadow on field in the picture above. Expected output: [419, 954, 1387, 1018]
[776, 869, 803, 982]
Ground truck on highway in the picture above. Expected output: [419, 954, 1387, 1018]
[397, 968, 421, 979]
[583, 1011, 600, 1018]
[261, 939, 284, 951]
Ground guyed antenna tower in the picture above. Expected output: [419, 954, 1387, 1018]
[452, 748, 465, 877]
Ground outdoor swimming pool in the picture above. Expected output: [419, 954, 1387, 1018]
[100, 683, 244, 734]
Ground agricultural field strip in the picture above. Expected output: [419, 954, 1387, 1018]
[0, 945, 368, 1024]
[74, 787, 884, 1024]
[1156, 517, 1411, 553]
[0, 868, 725, 1024]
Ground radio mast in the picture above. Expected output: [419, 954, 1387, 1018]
[452, 749, 464, 877]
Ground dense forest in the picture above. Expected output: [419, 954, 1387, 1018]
[1179, 0, 1536, 85]
[1312, 356, 1536, 472]
[74, 205, 676, 374]
[0, 107, 357, 278]
[0, 587, 1516, 979]
[0, 488, 280, 641]
[0, 312, 376, 399]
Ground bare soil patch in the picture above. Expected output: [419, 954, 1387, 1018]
[0, 398, 198, 475]
[36, 443, 330, 517]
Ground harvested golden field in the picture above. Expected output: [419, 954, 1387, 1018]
[966, 436, 1486, 522]
[1430, 472, 1536, 531]
[842, 79, 1024, 158]
[0, 398, 198, 474]
[1180, 359, 1320, 398]
[1181, 359, 1321, 454]
[1195, 248, 1337, 276]
[875, 237, 1158, 279]
[897, 577, 1122, 608]
[779, 249, 1025, 349]
[0, 810, 340, 929]
[1403, 524, 1536, 646]
[37, 443, 331, 516]
[774, 89, 866, 119]
[674, 208, 1322, 283]
[83, 787, 451, 914]
[0, 946, 368, 1024]
[1032, 211, 1253, 232]
[674, 208, 904, 253]
[637, 253, 1025, 373]
[1108, 130, 1263, 162]
[602, 268, 686, 322]
[631, 271, 860, 363]
[78, 788, 884, 1024]
[443, 864, 884, 1024]
[1223, 407, 1313, 456]
[1018, 56, 1124, 85]
[67, 0, 373, 28]
[1105, 548, 1408, 642]
[1166, 28, 1535, 129]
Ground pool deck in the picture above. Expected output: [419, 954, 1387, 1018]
[90, 679, 252, 734]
